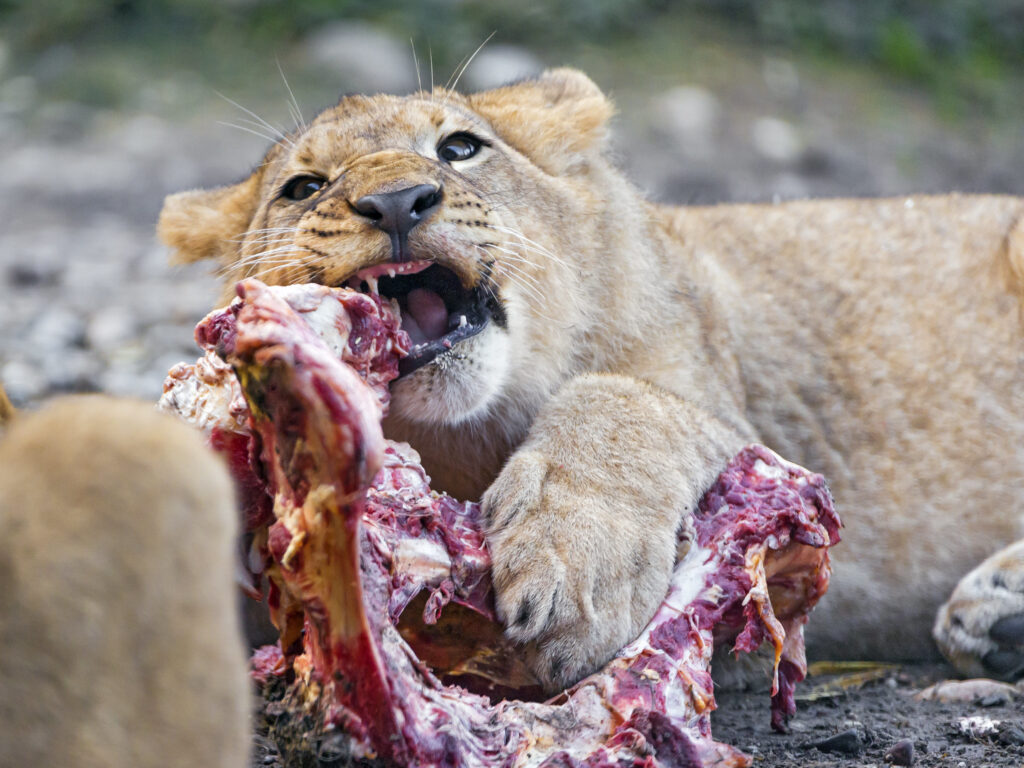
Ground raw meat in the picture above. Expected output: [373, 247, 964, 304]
[161, 279, 840, 768]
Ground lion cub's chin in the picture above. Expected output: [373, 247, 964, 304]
[389, 326, 511, 425]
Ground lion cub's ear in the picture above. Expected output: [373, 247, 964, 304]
[158, 173, 262, 265]
[468, 68, 615, 176]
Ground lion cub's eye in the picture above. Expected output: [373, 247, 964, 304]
[280, 175, 327, 201]
[437, 134, 482, 163]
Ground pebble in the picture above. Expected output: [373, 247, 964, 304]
[37, 348, 101, 392]
[752, 116, 803, 164]
[0, 76, 37, 116]
[87, 306, 138, 351]
[978, 691, 1012, 707]
[807, 728, 863, 755]
[762, 57, 800, 100]
[997, 723, 1024, 746]
[27, 307, 86, 351]
[303, 22, 414, 93]
[652, 86, 720, 148]
[464, 45, 543, 91]
[885, 738, 915, 766]
[1, 360, 47, 402]
[6, 257, 62, 288]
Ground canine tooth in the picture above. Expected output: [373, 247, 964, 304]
[387, 268, 396, 278]
[458, 315, 467, 328]
[367, 276, 379, 294]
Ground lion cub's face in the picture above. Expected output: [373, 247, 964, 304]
[160, 69, 613, 426]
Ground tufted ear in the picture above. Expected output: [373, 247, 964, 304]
[158, 173, 262, 265]
[467, 68, 615, 176]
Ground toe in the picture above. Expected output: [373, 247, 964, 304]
[989, 613, 1024, 647]
[982, 649, 1024, 678]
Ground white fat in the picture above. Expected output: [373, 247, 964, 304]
[514, 688, 614, 768]
[297, 299, 352, 358]
[664, 542, 717, 615]
[620, 541, 716, 655]
[158, 353, 242, 433]
[752, 458, 787, 480]
[270, 282, 331, 312]
[392, 538, 452, 584]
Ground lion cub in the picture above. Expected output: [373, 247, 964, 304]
[159, 68, 1024, 691]
[0, 395, 248, 768]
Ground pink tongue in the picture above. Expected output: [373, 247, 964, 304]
[404, 288, 449, 344]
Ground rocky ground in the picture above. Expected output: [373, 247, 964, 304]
[245, 663, 1024, 767]
[2, 21, 1022, 409]
[2, 19, 1023, 768]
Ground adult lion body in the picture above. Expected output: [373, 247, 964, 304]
[161, 69, 1024, 689]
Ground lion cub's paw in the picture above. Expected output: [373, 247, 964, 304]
[482, 449, 676, 692]
[934, 539, 1024, 680]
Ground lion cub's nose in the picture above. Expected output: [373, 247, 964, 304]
[352, 184, 442, 262]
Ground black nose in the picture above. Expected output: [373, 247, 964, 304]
[352, 184, 442, 262]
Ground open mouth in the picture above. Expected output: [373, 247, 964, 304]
[347, 261, 495, 377]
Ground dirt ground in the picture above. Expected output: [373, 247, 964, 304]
[714, 665, 1024, 768]
[248, 663, 1024, 767]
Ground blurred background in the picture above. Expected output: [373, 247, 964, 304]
[1, 0, 1023, 407]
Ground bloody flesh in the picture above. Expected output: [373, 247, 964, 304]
[160, 279, 840, 768]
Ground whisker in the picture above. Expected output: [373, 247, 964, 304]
[224, 257, 308, 276]
[222, 251, 311, 275]
[469, 245, 548, 309]
[410, 39, 423, 95]
[233, 227, 301, 240]
[240, 234, 299, 247]
[236, 232, 295, 244]
[276, 56, 306, 132]
[481, 240, 562, 279]
[486, 224, 571, 268]
[238, 246, 305, 261]
[442, 31, 496, 106]
[215, 91, 294, 148]
[231, 245, 308, 266]
[217, 121, 293, 149]
[478, 247, 543, 288]
[232, 116, 298, 148]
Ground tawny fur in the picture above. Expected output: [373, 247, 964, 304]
[0, 397, 249, 768]
[0, 383, 15, 425]
[159, 68, 1024, 689]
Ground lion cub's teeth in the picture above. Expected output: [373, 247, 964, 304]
[458, 315, 467, 328]
[387, 268, 396, 278]
[366, 276, 379, 295]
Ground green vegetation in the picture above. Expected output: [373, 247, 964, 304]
[0, 0, 1021, 118]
